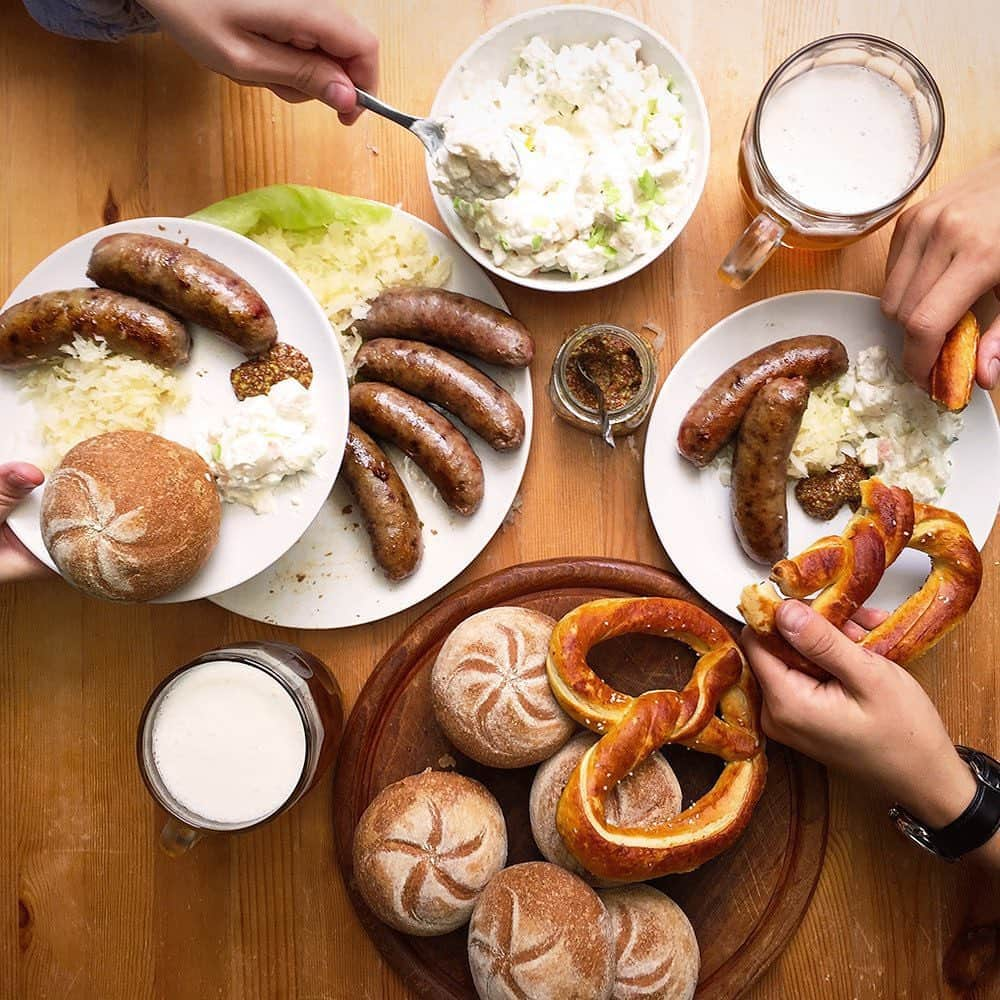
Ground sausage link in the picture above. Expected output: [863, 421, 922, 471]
[341, 423, 423, 581]
[87, 233, 277, 355]
[678, 335, 848, 466]
[731, 376, 810, 564]
[0, 288, 190, 369]
[353, 287, 534, 367]
[349, 382, 485, 516]
[354, 338, 525, 451]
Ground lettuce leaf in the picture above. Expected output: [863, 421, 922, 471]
[189, 184, 390, 235]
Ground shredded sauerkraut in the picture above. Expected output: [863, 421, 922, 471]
[18, 336, 188, 468]
[250, 216, 451, 367]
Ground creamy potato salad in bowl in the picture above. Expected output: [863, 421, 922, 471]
[428, 5, 710, 292]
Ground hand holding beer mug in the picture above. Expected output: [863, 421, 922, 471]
[137, 642, 343, 856]
[720, 34, 944, 288]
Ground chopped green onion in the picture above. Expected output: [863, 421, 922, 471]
[635, 144, 650, 157]
[647, 97, 659, 115]
[614, 210, 630, 223]
[638, 170, 657, 201]
[212, 442, 222, 461]
[602, 181, 621, 204]
[644, 216, 661, 233]
[498, 235, 511, 252]
[586, 224, 608, 248]
[531, 234, 542, 251]
[602, 245, 618, 258]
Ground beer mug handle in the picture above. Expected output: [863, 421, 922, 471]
[160, 816, 204, 856]
[719, 211, 786, 288]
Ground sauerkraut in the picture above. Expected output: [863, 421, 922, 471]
[18, 336, 187, 468]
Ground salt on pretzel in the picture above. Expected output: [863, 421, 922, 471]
[546, 597, 767, 881]
[931, 311, 980, 412]
[740, 479, 982, 677]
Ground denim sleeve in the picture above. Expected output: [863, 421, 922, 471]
[22, 0, 157, 41]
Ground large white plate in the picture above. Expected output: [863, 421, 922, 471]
[644, 291, 1000, 619]
[0, 218, 348, 603]
[209, 209, 533, 629]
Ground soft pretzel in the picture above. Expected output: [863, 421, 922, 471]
[740, 479, 982, 677]
[931, 311, 980, 412]
[546, 597, 767, 881]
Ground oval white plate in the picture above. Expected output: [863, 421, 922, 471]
[644, 291, 1000, 619]
[209, 208, 533, 629]
[0, 218, 348, 603]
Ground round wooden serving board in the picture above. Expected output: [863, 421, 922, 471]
[333, 558, 829, 999]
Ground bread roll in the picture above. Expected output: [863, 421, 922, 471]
[40, 430, 220, 602]
[529, 732, 682, 885]
[468, 861, 615, 1000]
[353, 770, 507, 936]
[599, 885, 700, 1000]
[431, 607, 575, 768]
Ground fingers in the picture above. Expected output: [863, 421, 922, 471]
[0, 463, 49, 583]
[0, 462, 44, 517]
[882, 206, 938, 317]
[977, 314, 1000, 390]
[850, 606, 889, 631]
[774, 600, 880, 694]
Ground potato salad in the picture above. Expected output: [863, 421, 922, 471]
[444, 36, 693, 279]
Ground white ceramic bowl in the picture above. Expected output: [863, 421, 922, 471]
[428, 4, 711, 293]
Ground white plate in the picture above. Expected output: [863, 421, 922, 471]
[644, 291, 1000, 619]
[0, 218, 348, 603]
[209, 209, 533, 629]
[428, 4, 710, 293]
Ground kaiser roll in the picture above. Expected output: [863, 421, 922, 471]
[599, 885, 700, 1000]
[529, 732, 682, 885]
[468, 861, 615, 1000]
[353, 770, 507, 936]
[431, 606, 575, 768]
[40, 430, 220, 601]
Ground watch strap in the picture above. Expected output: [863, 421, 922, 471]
[932, 748, 1000, 860]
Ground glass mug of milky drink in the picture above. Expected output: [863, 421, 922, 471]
[137, 642, 343, 856]
[719, 34, 944, 287]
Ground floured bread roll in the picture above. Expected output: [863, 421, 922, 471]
[40, 430, 220, 602]
[599, 885, 700, 1000]
[529, 732, 682, 885]
[468, 861, 615, 1000]
[431, 606, 575, 768]
[353, 770, 507, 936]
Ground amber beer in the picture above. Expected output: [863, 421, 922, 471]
[720, 34, 944, 287]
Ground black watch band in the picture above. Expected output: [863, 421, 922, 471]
[890, 746, 1000, 861]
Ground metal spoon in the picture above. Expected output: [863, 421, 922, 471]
[575, 357, 615, 449]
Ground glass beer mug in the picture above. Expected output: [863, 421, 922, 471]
[719, 34, 945, 288]
[137, 642, 343, 856]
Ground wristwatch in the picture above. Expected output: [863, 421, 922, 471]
[890, 746, 1000, 861]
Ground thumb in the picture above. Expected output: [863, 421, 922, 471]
[976, 313, 1000, 390]
[0, 462, 44, 520]
[775, 600, 876, 693]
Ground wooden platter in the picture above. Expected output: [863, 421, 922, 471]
[332, 558, 829, 999]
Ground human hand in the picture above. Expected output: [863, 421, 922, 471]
[0, 462, 49, 583]
[142, 0, 378, 123]
[881, 152, 1000, 391]
[741, 599, 977, 831]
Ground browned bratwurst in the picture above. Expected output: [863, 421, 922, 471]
[354, 338, 525, 451]
[731, 376, 810, 565]
[349, 382, 485, 516]
[353, 287, 534, 367]
[0, 288, 190, 370]
[341, 423, 423, 581]
[678, 335, 848, 467]
[87, 233, 277, 355]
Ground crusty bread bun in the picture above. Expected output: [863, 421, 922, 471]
[468, 861, 615, 1000]
[431, 607, 575, 768]
[529, 732, 682, 885]
[40, 430, 220, 602]
[599, 885, 700, 1000]
[353, 770, 507, 936]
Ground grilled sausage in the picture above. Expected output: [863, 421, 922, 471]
[349, 382, 485, 516]
[353, 287, 534, 367]
[354, 338, 525, 451]
[0, 288, 190, 369]
[731, 376, 810, 564]
[87, 233, 277, 355]
[678, 335, 848, 466]
[341, 423, 423, 581]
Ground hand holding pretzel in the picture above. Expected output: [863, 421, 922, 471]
[545, 597, 767, 881]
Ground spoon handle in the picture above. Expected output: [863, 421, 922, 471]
[355, 88, 419, 130]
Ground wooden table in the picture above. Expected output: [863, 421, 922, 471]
[2, 2, 998, 997]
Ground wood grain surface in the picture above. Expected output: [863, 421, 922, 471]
[1, 2, 998, 998]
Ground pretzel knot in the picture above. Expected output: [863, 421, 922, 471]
[546, 597, 767, 881]
[739, 478, 983, 677]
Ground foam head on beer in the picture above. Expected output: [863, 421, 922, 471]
[150, 660, 307, 827]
